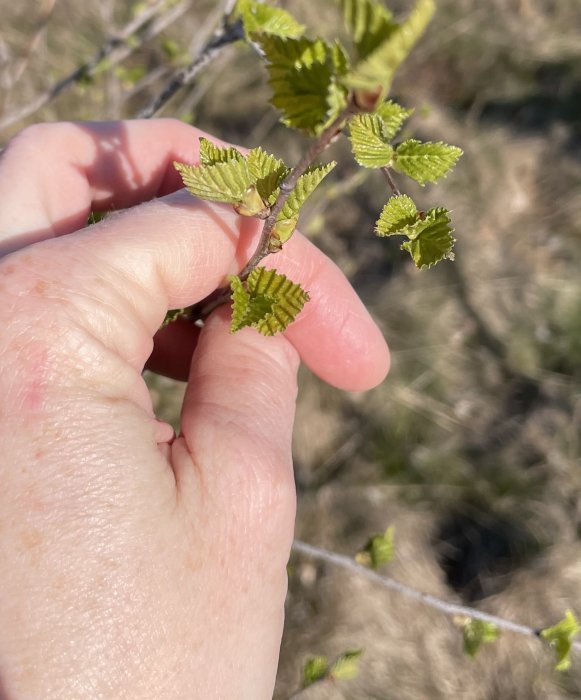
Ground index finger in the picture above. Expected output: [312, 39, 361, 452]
[0, 119, 210, 255]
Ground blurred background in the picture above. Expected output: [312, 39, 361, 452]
[1, 0, 580, 697]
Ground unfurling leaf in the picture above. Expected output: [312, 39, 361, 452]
[257, 34, 349, 134]
[280, 162, 336, 220]
[175, 142, 290, 217]
[174, 159, 253, 204]
[376, 194, 418, 235]
[247, 147, 289, 204]
[393, 139, 463, 186]
[303, 656, 329, 687]
[235, 0, 305, 39]
[330, 649, 363, 680]
[230, 267, 309, 335]
[198, 137, 243, 166]
[349, 114, 393, 167]
[540, 610, 580, 671]
[400, 207, 456, 268]
[461, 618, 500, 659]
[376, 100, 414, 140]
[345, 0, 435, 106]
[356, 526, 395, 569]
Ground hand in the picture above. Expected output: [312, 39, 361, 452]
[0, 120, 389, 699]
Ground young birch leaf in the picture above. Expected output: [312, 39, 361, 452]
[345, 0, 435, 105]
[540, 610, 580, 671]
[235, 0, 305, 39]
[247, 147, 289, 204]
[401, 207, 455, 269]
[376, 100, 414, 140]
[462, 619, 500, 659]
[356, 526, 395, 569]
[272, 162, 336, 246]
[174, 160, 252, 204]
[230, 267, 310, 336]
[279, 162, 337, 220]
[340, 0, 396, 59]
[162, 308, 187, 327]
[198, 137, 243, 166]
[349, 114, 393, 168]
[376, 194, 418, 235]
[393, 139, 463, 186]
[330, 649, 363, 681]
[257, 35, 349, 135]
[303, 656, 329, 687]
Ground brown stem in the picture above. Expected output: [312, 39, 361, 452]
[137, 15, 244, 119]
[185, 100, 359, 324]
[381, 166, 401, 196]
[239, 101, 358, 279]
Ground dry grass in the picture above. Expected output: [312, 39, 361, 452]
[2, 0, 581, 697]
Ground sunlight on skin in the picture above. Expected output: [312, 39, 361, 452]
[0, 120, 389, 699]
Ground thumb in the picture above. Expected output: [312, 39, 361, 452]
[169, 310, 299, 698]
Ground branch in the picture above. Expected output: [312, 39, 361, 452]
[291, 539, 581, 653]
[381, 166, 401, 196]
[239, 101, 357, 278]
[189, 102, 359, 322]
[0, 0, 191, 132]
[136, 4, 244, 119]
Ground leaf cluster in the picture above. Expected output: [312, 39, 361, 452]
[540, 610, 580, 671]
[460, 618, 500, 659]
[168, 0, 463, 334]
[303, 649, 363, 688]
[355, 525, 395, 569]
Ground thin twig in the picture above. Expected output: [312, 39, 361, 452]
[191, 101, 359, 321]
[0, 0, 190, 132]
[292, 539, 581, 653]
[381, 166, 401, 196]
[239, 101, 358, 278]
[136, 5, 244, 119]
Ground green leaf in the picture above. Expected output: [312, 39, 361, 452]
[393, 139, 463, 186]
[330, 649, 363, 681]
[272, 217, 298, 247]
[540, 610, 580, 671]
[345, 0, 435, 104]
[177, 146, 292, 216]
[279, 162, 336, 221]
[198, 137, 243, 166]
[376, 100, 414, 140]
[235, 0, 305, 39]
[161, 38, 182, 60]
[400, 207, 455, 269]
[348, 100, 413, 166]
[349, 114, 393, 168]
[162, 308, 188, 327]
[247, 147, 289, 204]
[462, 619, 500, 659]
[340, 0, 396, 59]
[376, 194, 418, 235]
[257, 34, 349, 134]
[174, 159, 253, 204]
[356, 526, 395, 569]
[87, 210, 107, 225]
[230, 267, 310, 335]
[303, 656, 329, 687]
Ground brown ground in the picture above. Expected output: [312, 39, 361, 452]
[2, 1, 581, 697]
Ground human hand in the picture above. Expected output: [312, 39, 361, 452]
[0, 120, 389, 699]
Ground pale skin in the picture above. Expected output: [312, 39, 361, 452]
[0, 120, 389, 699]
